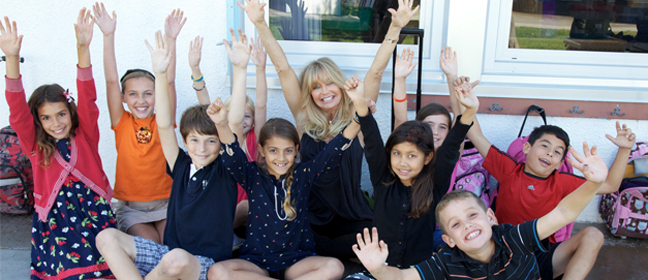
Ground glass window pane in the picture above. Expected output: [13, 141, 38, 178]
[269, 0, 420, 43]
[509, 0, 648, 53]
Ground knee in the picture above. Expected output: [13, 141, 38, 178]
[580, 226, 604, 248]
[320, 258, 345, 279]
[96, 228, 120, 253]
[207, 262, 230, 280]
[159, 249, 198, 277]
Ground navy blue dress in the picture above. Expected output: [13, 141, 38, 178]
[221, 133, 352, 271]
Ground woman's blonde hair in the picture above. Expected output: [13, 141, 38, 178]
[298, 58, 353, 141]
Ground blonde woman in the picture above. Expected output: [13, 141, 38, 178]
[239, 0, 419, 262]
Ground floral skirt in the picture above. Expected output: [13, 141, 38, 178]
[31, 178, 116, 279]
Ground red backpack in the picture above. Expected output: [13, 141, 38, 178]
[0, 125, 34, 214]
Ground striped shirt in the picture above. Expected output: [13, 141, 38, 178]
[415, 220, 548, 280]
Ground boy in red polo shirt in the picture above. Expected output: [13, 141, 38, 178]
[458, 79, 635, 280]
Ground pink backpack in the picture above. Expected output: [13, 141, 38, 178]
[599, 176, 648, 239]
[448, 139, 497, 208]
[505, 105, 574, 242]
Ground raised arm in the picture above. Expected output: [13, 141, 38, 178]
[364, 0, 419, 103]
[188, 36, 210, 105]
[598, 121, 635, 194]
[208, 97, 236, 145]
[353, 227, 422, 280]
[537, 143, 608, 240]
[75, 8, 93, 69]
[223, 28, 251, 146]
[146, 31, 177, 170]
[440, 46, 460, 119]
[163, 9, 186, 122]
[0, 17, 22, 79]
[458, 79, 491, 158]
[93, 2, 123, 127]
[250, 36, 268, 138]
[238, 0, 302, 123]
[393, 48, 417, 128]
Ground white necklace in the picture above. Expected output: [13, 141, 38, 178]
[274, 179, 288, 220]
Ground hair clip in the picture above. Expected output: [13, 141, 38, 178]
[62, 89, 75, 103]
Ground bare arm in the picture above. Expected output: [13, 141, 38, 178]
[364, 0, 419, 102]
[146, 31, 178, 170]
[440, 46, 460, 120]
[0, 17, 23, 79]
[537, 143, 607, 240]
[393, 48, 417, 128]
[238, 0, 303, 127]
[93, 3, 123, 127]
[163, 9, 186, 122]
[456, 80, 490, 158]
[188, 36, 211, 105]
[75, 8, 93, 69]
[250, 36, 268, 138]
[598, 121, 635, 194]
[224, 28, 251, 147]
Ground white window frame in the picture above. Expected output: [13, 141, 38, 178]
[481, 0, 648, 102]
[235, 0, 449, 90]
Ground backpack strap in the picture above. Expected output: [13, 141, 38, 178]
[517, 105, 547, 138]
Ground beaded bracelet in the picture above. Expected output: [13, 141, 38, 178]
[192, 80, 206, 91]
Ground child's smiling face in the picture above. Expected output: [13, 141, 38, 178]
[440, 197, 497, 258]
[389, 141, 434, 186]
[38, 101, 72, 140]
[184, 131, 221, 170]
[259, 136, 298, 179]
[523, 133, 567, 178]
[122, 77, 155, 119]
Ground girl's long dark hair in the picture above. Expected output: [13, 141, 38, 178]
[27, 84, 79, 168]
[384, 120, 436, 218]
[257, 118, 300, 221]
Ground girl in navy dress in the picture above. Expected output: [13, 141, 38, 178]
[1, 10, 115, 279]
[206, 95, 361, 279]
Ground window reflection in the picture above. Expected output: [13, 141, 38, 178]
[268, 0, 420, 43]
[510, 0, 648, 52]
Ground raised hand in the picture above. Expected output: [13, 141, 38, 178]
[207, 97, 228, 126]
[605, 121, 636, 149]
[237, 0, 267, 25]
[344, 75, 364, 102]
[164, 9, 186, 39]
[352, 227, 389, 274]
[389, 0, 420, 29]
[145, 31, 171, 74]
[92, 2, 116, 36]
[395, 48, 417, 79]
[440, 46, 457, 81]
[75, 8, 95, 47]
[568, 143, 608, 184]
[250, 36, 267, 67]
[0, 17, 23, 57]
[188, 36, 203, 69]
[224, 28, 251, 69]
[452, 76, 480, 89]
[455, 79, 479, 111]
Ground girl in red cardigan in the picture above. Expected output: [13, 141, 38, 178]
[1, 10, 116, 279]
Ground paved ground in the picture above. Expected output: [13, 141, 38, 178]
[2, 213, 648, 279]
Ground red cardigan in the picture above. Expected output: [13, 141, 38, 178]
[5, 66, 113, 222]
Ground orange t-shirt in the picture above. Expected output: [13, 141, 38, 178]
[112, 112, 172, 201]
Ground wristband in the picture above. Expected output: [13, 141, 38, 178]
[192, 80, 206, 91]
[353, 115, 360, 124]
[191, 74, 204, 82]
[393, 95, 407, 103]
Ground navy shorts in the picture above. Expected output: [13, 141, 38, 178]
[534, 242, 563, 280]
[133, 236, 215, 280]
